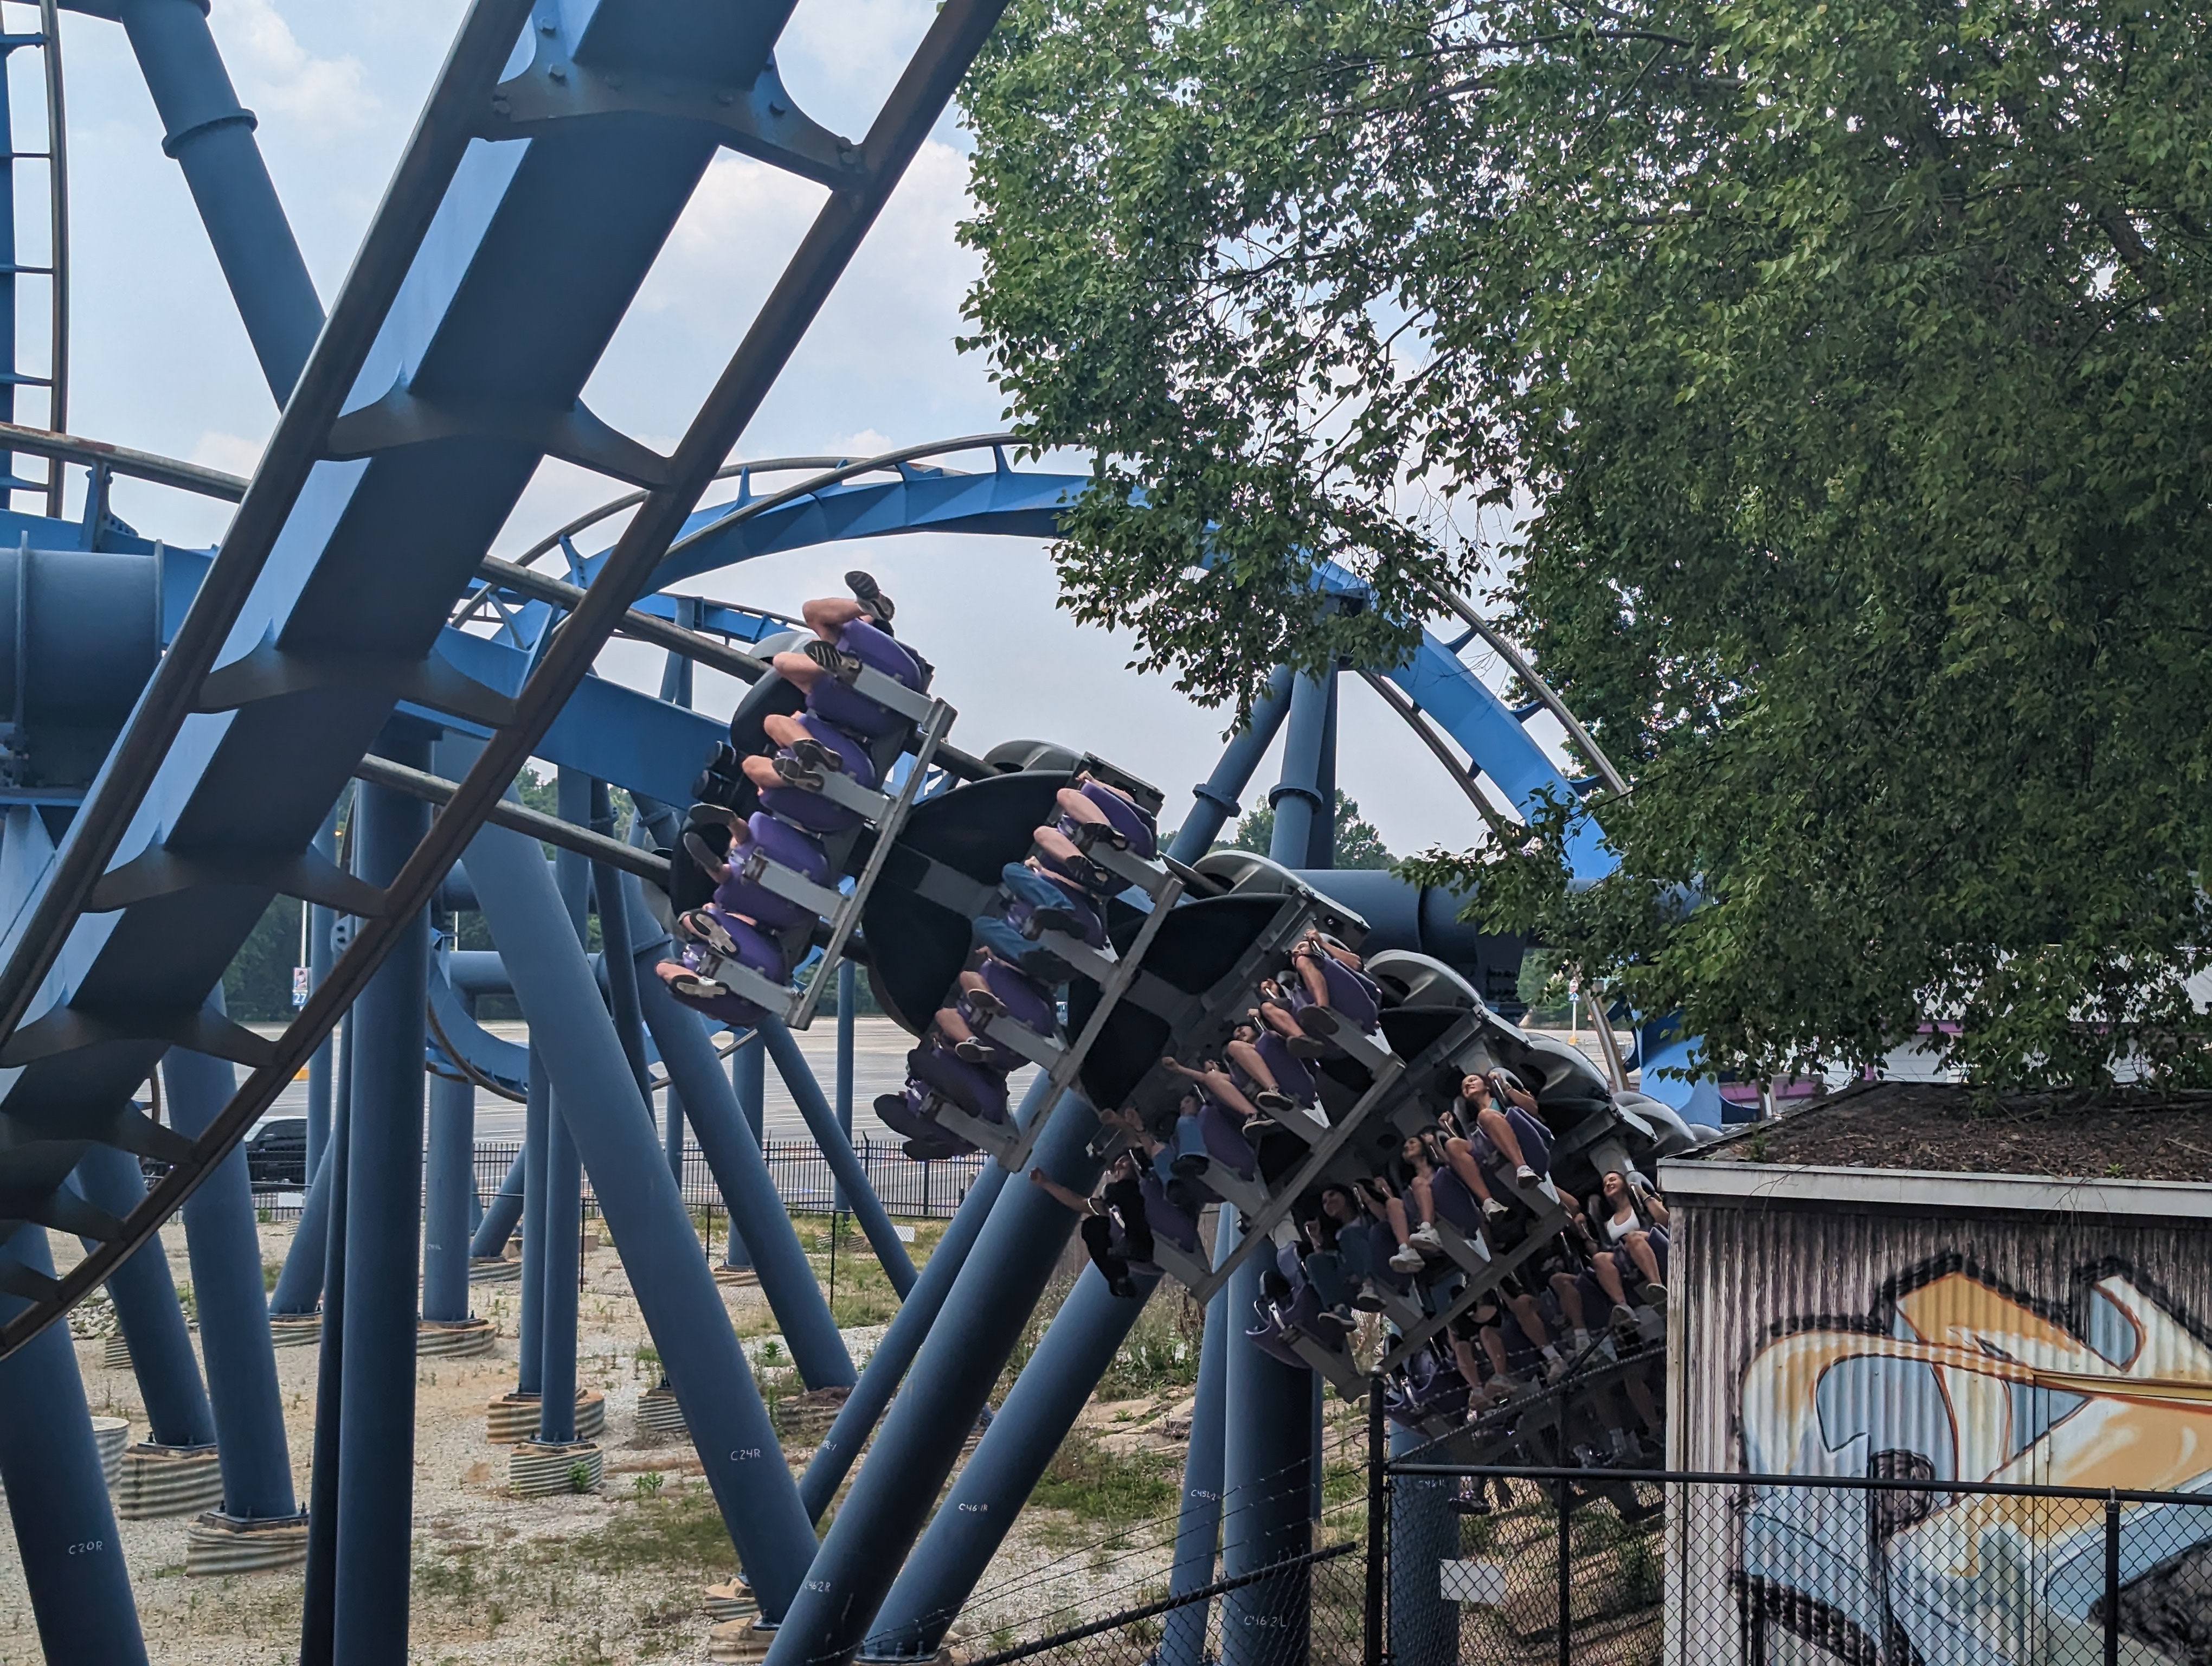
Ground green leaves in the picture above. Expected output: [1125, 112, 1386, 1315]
[961, 0, 2212, 1087]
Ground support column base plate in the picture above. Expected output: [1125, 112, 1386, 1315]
[184, 1510, 310, 1576]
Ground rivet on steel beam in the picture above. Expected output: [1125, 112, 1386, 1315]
[548, 62, 567, 82]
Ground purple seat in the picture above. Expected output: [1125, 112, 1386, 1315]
[1253, 1030, 1316, 1104]
[713, 811, 831, 930]
[1197, 1100, 1257, 1178]
[806, 619, 924, 739]
[1429, 1167, 1483, 1236]
[908, 1045, 1008, 1125]
[1063, 779, 1157, 858]
[1139, 1173, 1200, 1254]
[978, 956, 1058, 1034]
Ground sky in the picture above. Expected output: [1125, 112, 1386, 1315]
[13, 0, 1558, 861]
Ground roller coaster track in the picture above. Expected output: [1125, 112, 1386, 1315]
[0, 0, 1012, 1356]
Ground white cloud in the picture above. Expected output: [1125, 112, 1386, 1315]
[210, 0, 379, 133]
[187, 430, 265, 478]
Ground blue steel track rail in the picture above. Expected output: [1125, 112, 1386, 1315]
[0, 0, 1013, 1356]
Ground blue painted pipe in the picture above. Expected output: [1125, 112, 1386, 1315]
[1158, 1209, 1235, 1666]
[422, 1067, 475, 1323]
[834, 960, 856, 1210]
[629, 928, 852, 1390]
[164, 1036, 299, 1521]
[761, 1093, 1105, 1666]
[591, 781, 653, 1104]
[0, 1227, 149, 1665]
[74, 1143, 216, 1447]
[1266, 672, 1333, 870]
[466, 818, 818, 1620]
[516, 1048, 549, 1397]
[331, 757, 431, 1656]
[537, 1101, 582, 1445]
[298, 1031, 351, 1666]
[1388, 1424, 1458, 1666]
[470, 1147, 526, 1260]
[724, 1032, 764, 1271]
[1219, 1244, 1313, 1666]
[1166, 664, 1297, 863]
[796, 1072, 1044, 1522]
[271, 1009, 350, 1314]
[113, 0, 324, 402]
[1308, 665, 1339, 867]
[306, 813, 338, 1175]
[762, 1019, 916, 1296]
[866, 1267, 1161, 1657]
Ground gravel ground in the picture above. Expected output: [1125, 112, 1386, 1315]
[2, 1219, 1195, 1665]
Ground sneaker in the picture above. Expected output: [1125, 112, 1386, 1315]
[1169, 1153, 1210, 1180]
[1285, 1034, 1329, 1059]
[1353, 1281, 1386, 1313]
[802, 638, 862, 680]
[1611, 1302, 1639, 1330]
[961, 984, 1008, 1020]
[787, 735, 848, 777]
[677, 908, 740, 956]
[1515, 1164, 1539, 1184]
[1406, 1223, 1443, 1254]
[1388, 1244, 1425, 1273]
[953, 1036, 998, 1066]
[1481, 1196, 1509, 1221]
[681, 829, 729, 879]
[1314, 1305, 1355, 1337]
[771, 753, 824, 790]
[1243, 1115, 1277, 1134]
[1070, 819, 1129, 854]
[1642, 1280, 1669, 1308]
[1571, 1328, 1594, 1356]
[1295, 1004, 1340, 1038]
[845, 569, 895, 629]
[1255, 1089, 1296, 1114]
[1448, 1492, 1493, 1517]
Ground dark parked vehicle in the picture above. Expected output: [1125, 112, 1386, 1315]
[245, 1117, 308, 1188]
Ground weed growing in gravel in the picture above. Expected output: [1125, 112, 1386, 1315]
[1029, 1428, 1178, 1536]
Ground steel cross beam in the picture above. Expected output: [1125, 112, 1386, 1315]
[0, 0, 1013, 1357]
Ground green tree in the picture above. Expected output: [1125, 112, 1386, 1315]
[960, 0, 2212, 1087]
[1221, 790, 1395, 870]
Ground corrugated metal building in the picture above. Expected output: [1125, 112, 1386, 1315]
[1656, 1161, 2212, 1665]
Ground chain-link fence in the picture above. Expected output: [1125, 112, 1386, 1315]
[1382, 1459, 2212, 1666]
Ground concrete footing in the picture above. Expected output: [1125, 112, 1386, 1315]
[468, 1257, 520, 1284]
[184, 1510, 311, 1575]
[115, 1443, 224, 1518]
[417, 1317, 497, 1357]
[706, 1619, 775, 1663]
[702, 1579, 757, 1623]
[508, 1440, 602, 1497]
[485, 1389, 605, 1444]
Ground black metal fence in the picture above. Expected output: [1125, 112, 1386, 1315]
[241, 1137, 985, 1224]
[1382, 1457, 2212, 1666]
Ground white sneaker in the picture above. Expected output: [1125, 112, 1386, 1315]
[1388, 1244, 1425, 1273]
[1481, 1197, 1509, 1221]
[1571, 1328, 1594, 1355]
[1407, 1222, 1443, 1253]
[1515, 1164, 1539, 1184]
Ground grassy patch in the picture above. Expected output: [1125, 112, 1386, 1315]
[1030, 1428, 1178, 1531]
[561, 1481, 741, 1579]
[1095, 1295, 1203, 1401]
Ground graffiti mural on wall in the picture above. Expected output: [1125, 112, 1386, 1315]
[1737, 1259, 2212, 1664]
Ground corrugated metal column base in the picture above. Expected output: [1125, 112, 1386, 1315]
[184, 1511, 313, 1575]
[114, 1443, 226, 1518]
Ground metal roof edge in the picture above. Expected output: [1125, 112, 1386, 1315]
[1654, 1159, 2212, 1221]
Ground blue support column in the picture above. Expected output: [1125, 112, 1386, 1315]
[797, 1075, 1043, 1521]
[471, 1147, 526, 1260]
[665, 1084, 686, 1180]
[298, 1040, 351, 1666]
[1267, 672, 1334, 870]
[516, 1048, 550, 1398]
[657, 638, 696, 1182]
[724, 1033, 764, 1272]
[1158, 1209, 1236, 1666]
[1387, 1424, 1458, 1666]
[113, 0, 323, 402]
[866, 1268, 1160, 1657]
[422, 1064, 475, 1323]
[273, 1009, 352, 1315]
[834, 961, 856, 1210]
[466, 818, 817, 1619]
[1308, 666, 1340, 868]
[1167, 665, 1298, 863]
[591, 783, 653, 1104]
[306, 813, 339, 1174]
[762, 1019, 916, 1295]
[537, 1102, 582, 1444]
[74, 1144, 216, 1447]
[0, 1228, 149, 1666]
[164, 1036, 300, 1522]
[1219, 1242, 1312, 1666]
[632, 946, 851, 1387]
[330, 749, 432, 1658]
[762, 1093, 1105, 1666]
